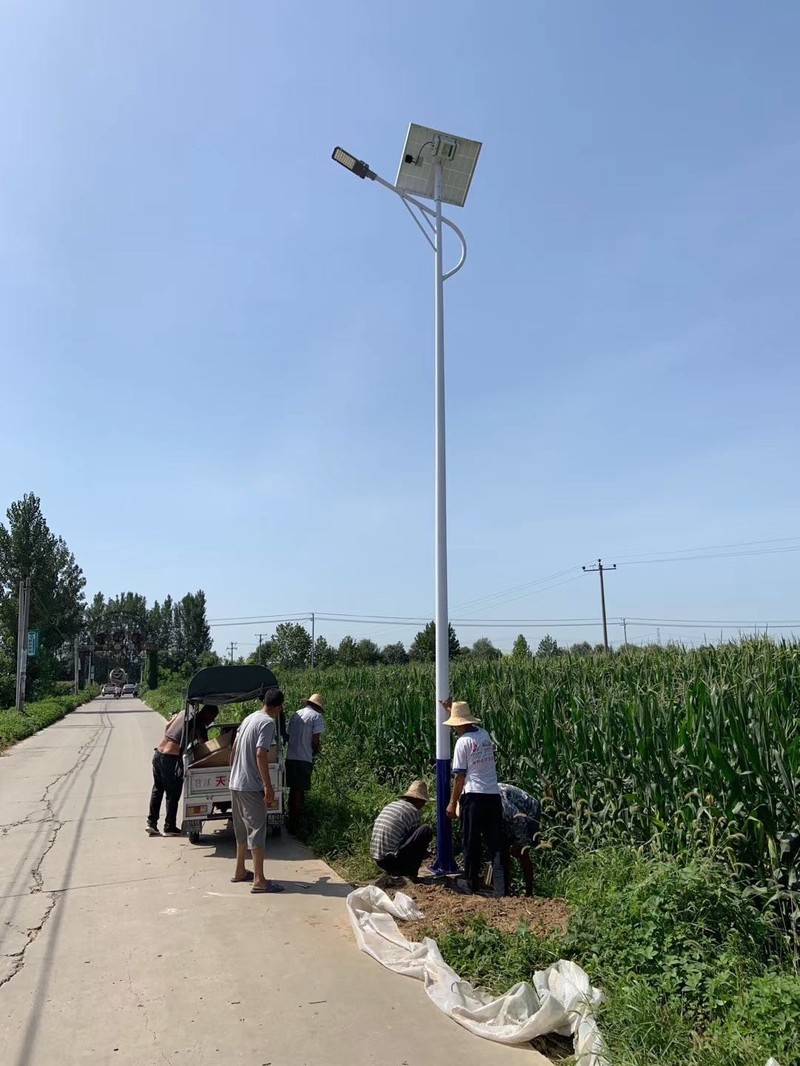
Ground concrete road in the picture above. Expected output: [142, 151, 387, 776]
[0, 698, 547, 1066]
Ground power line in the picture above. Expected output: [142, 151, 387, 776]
[614, 533, 800, 563]
[452, 566, 582, 613]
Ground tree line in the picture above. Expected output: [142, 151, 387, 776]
[0, 492, 613, 707]
[0, 493, 215, 703]
[241, 622, 609, 670]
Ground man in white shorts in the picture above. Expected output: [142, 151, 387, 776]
[229, 687, 285, 894]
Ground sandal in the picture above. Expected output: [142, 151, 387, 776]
[230, 871, 255, 883]
[251, 881, 285, 894]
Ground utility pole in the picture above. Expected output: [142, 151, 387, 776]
[310, 612, 316, 667]
[255, 634, 266, 665]
[622, 617, 628, 647]
[73, 635, 80, 694]
[227, 642, 237, 664]
[15, 577, 31, 713]
[582, 558, 616, 652]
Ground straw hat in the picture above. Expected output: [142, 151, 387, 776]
[442, 701, 480, 726]
[308, 693, 325, 710]
[401, 780, 430, 803]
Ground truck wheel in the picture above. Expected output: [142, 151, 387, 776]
[188, 831, 201, 844]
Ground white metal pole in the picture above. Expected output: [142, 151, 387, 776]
[15, 578, 26, 713]
[433, 162, 456, 872]
[311, 612, 316, 667]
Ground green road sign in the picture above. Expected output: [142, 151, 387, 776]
[27, 629, 39, 658]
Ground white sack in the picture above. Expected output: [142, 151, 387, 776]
[346, 885, 608, 1065]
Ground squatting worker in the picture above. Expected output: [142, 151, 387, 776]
[285, 692, 325, 834]
[147, 703, 218, 837]
[442, 699, 506, 897]
[499, 783, 541, 897]
[370, 780, 433, 881]
[229, 687, 285, 893]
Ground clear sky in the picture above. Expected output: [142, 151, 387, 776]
[3, 1, 800, 655]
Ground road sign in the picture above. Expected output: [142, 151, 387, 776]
[27, 629, 40, 658]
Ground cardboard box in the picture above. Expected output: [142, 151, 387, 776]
[190, 731, 279, 770]
[191, 747, 231, 769]
[191, 732, 232, 768]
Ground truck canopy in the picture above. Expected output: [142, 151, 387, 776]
[185, 665, 279, 707]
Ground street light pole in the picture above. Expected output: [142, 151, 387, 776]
[332, 127, 481, 875]
[432, 161, 453, 870]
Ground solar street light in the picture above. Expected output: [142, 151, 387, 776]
[332, 123, 482, 875]
[331, 147, 375, 180]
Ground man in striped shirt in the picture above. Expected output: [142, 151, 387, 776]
[370, 781, 432, 880]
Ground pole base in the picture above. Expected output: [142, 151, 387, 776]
[430, 757, 460, 875]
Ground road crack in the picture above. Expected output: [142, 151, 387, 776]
[125, 959, 170, 1064]
[0, 715, 109, 989]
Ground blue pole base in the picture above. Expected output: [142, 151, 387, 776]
[430, 757, 460, 875]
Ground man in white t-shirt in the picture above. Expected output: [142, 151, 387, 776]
[442, 699, 506, 897]
[286, 693, 326, 834]
[229, 688, 284, 893]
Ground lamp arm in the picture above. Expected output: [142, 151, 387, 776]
[371, 173, 467, 280]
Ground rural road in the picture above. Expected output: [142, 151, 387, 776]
[0, 698, 547, 1066]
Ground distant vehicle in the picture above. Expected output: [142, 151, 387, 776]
[100, 683, 119, 697]
[108, 666, 127, 688]
[122, 683, 139, 697]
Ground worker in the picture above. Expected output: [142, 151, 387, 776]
[285, 692, 325, 835]
[499, 783, 541, 897]
[370, 780, 433, 881]
[147, 703, 218, 837]
[229, 687, 285, 893]
[442, 699, 506, 897]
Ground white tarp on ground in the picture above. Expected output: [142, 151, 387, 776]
[346, 885, 608, 1065]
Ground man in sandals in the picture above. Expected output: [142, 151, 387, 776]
[229, 688, 285, 894]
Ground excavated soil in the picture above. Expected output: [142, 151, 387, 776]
[362, 877, 570, 938]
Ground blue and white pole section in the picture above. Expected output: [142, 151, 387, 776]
[432, 162, 458, 874]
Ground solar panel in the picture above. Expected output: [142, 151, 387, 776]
[394, 123, 482, 208]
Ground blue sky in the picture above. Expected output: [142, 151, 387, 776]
[2, 1, 800, 654]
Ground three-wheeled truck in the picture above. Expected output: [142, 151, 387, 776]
[179, 665, 285, 844]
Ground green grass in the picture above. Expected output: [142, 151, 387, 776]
[0, 687, 100, 752]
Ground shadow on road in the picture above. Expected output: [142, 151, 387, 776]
[188, 831, 353, 899]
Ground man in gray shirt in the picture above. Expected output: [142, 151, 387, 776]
[286, 693, 325, 834]
[229, 688, 285, 893]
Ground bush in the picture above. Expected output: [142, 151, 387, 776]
[0, 687, 99, 751]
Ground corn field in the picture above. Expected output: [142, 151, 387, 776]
[287, 638, 800, 919]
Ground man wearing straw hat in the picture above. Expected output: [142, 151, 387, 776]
[370, 780, 433, 881]
[286, 693, 326, 834]
[442, 699, 506, 897]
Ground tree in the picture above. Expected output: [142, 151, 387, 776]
[0, 493, 86, 696]
[381, 641, 409, 665]
[176, 590, 212, 668]
[471, 637, 502, 661]
[511, 634, 531, 660]
[409, 621, 461, 662]
[570, 641, 593, 657]
[536, 634, 560, 658]
[355, 638, 380, 665]
[270, 623, 312, 669]
[337, 635, 359, 666]
[313, 636, 337, 668]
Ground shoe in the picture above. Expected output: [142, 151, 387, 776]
[163, 826, 182, 836]
[146, 825, 161, 836]
[455, 879, 474, 895]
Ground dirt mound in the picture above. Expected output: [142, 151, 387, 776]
[368, 878, 570, 938]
